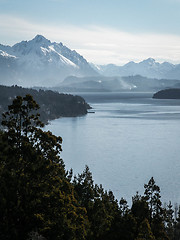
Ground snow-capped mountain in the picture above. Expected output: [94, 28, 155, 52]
[92, 58, 180, 80]
[0, 35, 98, 87]
[1, 36, 180, 88]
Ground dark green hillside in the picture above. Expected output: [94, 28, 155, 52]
[153, 88, 180, 99]
[0, 85, 91, 124]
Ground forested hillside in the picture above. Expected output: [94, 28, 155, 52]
[0, 85, 90, 124]
[0, 95, 180, 240]
[153, 88, 180, 99]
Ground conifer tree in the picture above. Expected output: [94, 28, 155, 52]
[135, 218, 155, 240]
[174, 206, 180, 240]
[165, 201, 174, 240]
[144, 177, 169, 240]
[132, 192, 150, 225]
[0, 95, 88, 240]
[144, 177, 162, 221]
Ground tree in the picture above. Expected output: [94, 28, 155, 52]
[132, 192, 150, 224]
[0, 95, 88, 240]
[73, 166, 124, 240]
[135, 218, 155, 240]
[174, 206, 180, 240]
[73, 165, 97, 209]
[2, 95, 43, 143]
[144, 177, 169, 240]
[131, 192, 150, 238]
[119, 197, 129, 216]
[165, 201, 174, 240]
[144, 177, 162, 221]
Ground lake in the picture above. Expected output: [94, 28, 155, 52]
[44, 92, 180, 205]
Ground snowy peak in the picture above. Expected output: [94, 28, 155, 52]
[0, 35, 83, 68]
[32, 34, 51, 44]
[139, 58, 160, 69]
[13, 34, 51, 49]
[140, 58, 156, 64]
[124, 61, 135, 66]
[0, 35, 98, 87]
[95, 58, 178, 79]
[12, 35, 51, 57]
[9, 35, 89, 68]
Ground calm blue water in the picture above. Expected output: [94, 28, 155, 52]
[45, 92, 180, 205]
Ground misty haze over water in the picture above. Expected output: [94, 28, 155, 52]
[45, 92, 180, 204]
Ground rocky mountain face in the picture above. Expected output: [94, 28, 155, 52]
[0, 35, 98, 87]
[92, 58, 180, 80]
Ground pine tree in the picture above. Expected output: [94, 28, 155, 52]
[131, 192, 150, 238]
[144, 177, 163, 221]
[0, 95, 88, 240]
[132, 192, 150, 224]
[144, 177, 169, 240]
[174, 206, 180, 240]
[165, 201, 174, 240]
[135, 218, 155, 240]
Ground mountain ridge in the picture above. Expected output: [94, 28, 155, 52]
[0, 35, 98, 87]
[54, 74, 180, 92]
[92, 58, 180, 80]
[1, 35, 180, 88]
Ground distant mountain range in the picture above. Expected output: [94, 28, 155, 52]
[91, 58, 180, 80]
[0, 35, 98, 87]
[0, 35, 180, 90]
[55, 75, 180, 92]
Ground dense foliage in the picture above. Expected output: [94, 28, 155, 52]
[0, 95, 180, 240]
[0, 85, 91, 124]
[153, 88, 180, 99]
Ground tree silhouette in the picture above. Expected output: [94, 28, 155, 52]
[144, 177, 169, 240]
[0, 94, 177, 240]
[135, 218, 155, 240]
[0, 95, 88, 240]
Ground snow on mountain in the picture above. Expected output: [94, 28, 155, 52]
[94, 58, 178, 80]
[0, 35, 98, 87]
[11, 35, 78, 68]
[1, 35, 180, 88]
[0, 50, 17, 59]
[0, 50, 18, 86]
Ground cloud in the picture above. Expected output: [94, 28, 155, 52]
[0, 14, 180, 65]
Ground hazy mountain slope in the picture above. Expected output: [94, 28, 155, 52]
[0, 35, 98, 87]
[57, 75, 180, 92]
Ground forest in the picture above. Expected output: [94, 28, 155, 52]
[153, 88, 180, 99]
[0, 95, 180, 240]
[0, 85, 91, 125]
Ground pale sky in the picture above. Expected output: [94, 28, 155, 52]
[0, 0, 180, 65]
